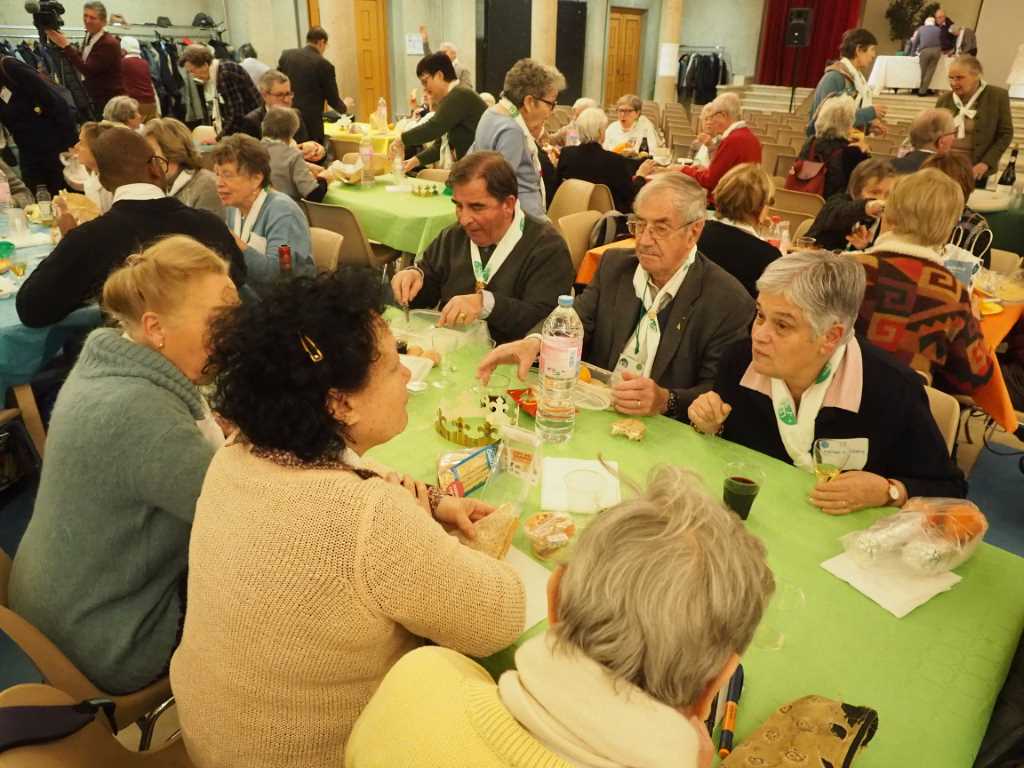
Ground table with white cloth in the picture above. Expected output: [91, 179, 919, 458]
[868, 54, 951, 93]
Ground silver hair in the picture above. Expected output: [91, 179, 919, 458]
[261, 106, 301, 141]
[909, 108, 955, 149]
[756, 250, 866, 343]
[83, 1, 107, 20]
[552, 464, 775, 709]
[258, 69, 290, 94]
[502, 58, 566, 108]
[814, 94, 856, 139]
[634, 173, 707, 225]
[574, 107, 608, 144]
[616, 93, 642, 113]
[102, 95, 139, 124]
[711, 91, 742, 121]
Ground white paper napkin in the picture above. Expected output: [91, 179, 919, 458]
[821, 552, 961, 618]
[540, 457, 621, 512]
[504, 548, 552, 631]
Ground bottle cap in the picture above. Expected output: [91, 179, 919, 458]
[557, 295, 573, 307]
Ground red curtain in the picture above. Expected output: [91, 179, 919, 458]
[756, 0, 864, 88]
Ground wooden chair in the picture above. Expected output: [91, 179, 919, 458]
[925, 385, 961, 455]
[416, 168, 450, 183]
[990, 248, 1022, 275]
[548, 179, 596, 225]
[301, 200, 398, 270]
[0, 684, 194, 767]
[0, 553, 173, 749]
[309, 227, 343, 274]
[558, 210, 604, 273]
[773, 188, 826, 217]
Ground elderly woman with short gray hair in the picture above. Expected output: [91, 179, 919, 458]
[797, 94, 871, 199]
[553, 106, 646, 212]
[473, 58, 566, 219]
[346, 463, 775, 768]
[603, 93, 662, 154]
[892, 108, 957, 173]
[690, 250, 966, 513]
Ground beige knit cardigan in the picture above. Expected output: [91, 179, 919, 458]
[170, 443, 526, 768]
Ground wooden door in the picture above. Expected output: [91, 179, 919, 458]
[604, 7, 644, 104]
[354, 0, 390, 122]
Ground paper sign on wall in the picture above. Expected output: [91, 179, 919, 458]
[405, 34, 424, 56]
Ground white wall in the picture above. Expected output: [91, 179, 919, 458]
[680, 0, 765, 80]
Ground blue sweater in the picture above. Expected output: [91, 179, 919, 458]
[472, 109, 547, 220]
[225, 189, 314, 293]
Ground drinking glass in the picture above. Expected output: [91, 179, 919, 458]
[753, 582, 806, 651]
[722, 462, 765, 521]
[812, 439, 849, 484]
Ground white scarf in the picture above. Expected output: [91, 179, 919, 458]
[168, 169, 194, 198]
[470, 202, 525, 289]
[498, 97, 545, 206]
[952, 80, 987, 139]
[202, 58, 223, 135]
[839, 57, 873, 109]
[499, 633, 700, 768]
[615, 248, 695, 379]
[231, 188, 268, 243]
[770, 343, 847, 470]
[81, 30, 103, 62]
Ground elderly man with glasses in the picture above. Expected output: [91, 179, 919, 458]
[478, 174, 754, 420]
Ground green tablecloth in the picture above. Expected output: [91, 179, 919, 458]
[987, 207, 1024, 257]
[322, 176, 456, 255]
[368, 340, 1024, 768]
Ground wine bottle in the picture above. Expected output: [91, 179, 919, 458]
[997, 145, 1018, 194]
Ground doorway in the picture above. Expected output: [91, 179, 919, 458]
[354, 0, 391, 121]
[605, 7, 644, 103]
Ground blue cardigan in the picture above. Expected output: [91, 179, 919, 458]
[472, 109, 547, 220]
[225, 189, 314, 292]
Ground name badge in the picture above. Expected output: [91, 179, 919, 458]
[816, 437, 868, 471]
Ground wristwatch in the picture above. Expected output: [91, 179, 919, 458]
[885, 479, 902, 506]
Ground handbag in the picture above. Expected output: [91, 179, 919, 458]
[722, 695, 878, 768]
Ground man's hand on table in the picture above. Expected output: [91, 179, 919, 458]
[391, 268, 423, 306]
[299, 141, 326, 162]
[439, 293, 484, 327]
[810, 471, 903, 515]
[477, 337, 542, 384]
[688, 391, 732, 434]
[435, 496, 495, 539]
[611, 370, 669, 416]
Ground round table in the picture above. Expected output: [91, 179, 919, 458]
[323, 176, 456, 255]
[367, 339, 1024, 768]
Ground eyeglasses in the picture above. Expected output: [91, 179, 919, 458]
[627, 216, 699, 239]
[534, 96, 557, 110]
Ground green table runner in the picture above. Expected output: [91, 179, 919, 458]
[322, 176, 456, 255]
[368, 341, 1024, 768]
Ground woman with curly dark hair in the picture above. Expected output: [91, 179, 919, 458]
[170, 267, 525, 768]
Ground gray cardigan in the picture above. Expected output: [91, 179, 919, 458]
[173, 168, 225, 220]
[9, 329, 217, 694]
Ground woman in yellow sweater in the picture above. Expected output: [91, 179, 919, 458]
[346, 465, 776, 768]
[170, 269, 526, 768]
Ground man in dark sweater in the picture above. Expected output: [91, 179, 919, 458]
[278, 27, 348, 148]
[399, 53, 487, 174]
[17, 128, 245, 329]
[390, 151, 574, 345]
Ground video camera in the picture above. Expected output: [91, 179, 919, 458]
[25, 1, 66, 33]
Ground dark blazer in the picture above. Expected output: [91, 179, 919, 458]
[58, 30, 124, 114]
[574, 249, 755, 416]
[936, 86, 1014, 174]
[554, 142, 643, 213]
[714, 338, 967, 499]
[697, 220, 779, 298]
[890, 148, 935, 173]
[278, 45, 347, 146]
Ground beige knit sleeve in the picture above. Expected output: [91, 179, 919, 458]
[356, 482, 526, 658]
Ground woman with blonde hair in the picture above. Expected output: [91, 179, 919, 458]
[9, 236, 239, 695]
[853, 168, 994, 395]
[144, 117, 225, 218]
[699, 163, 779, 296]
[797, 94, 870, 198]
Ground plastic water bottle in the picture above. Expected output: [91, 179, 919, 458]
[0, 168, 10, 210]
[359, 134, 375, 187]
[536, 295, 584, 444]
[35, 186, 52, 220]
[565, 124, 579, 147]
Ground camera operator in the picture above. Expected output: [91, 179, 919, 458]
[44, 1, 124, 116]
